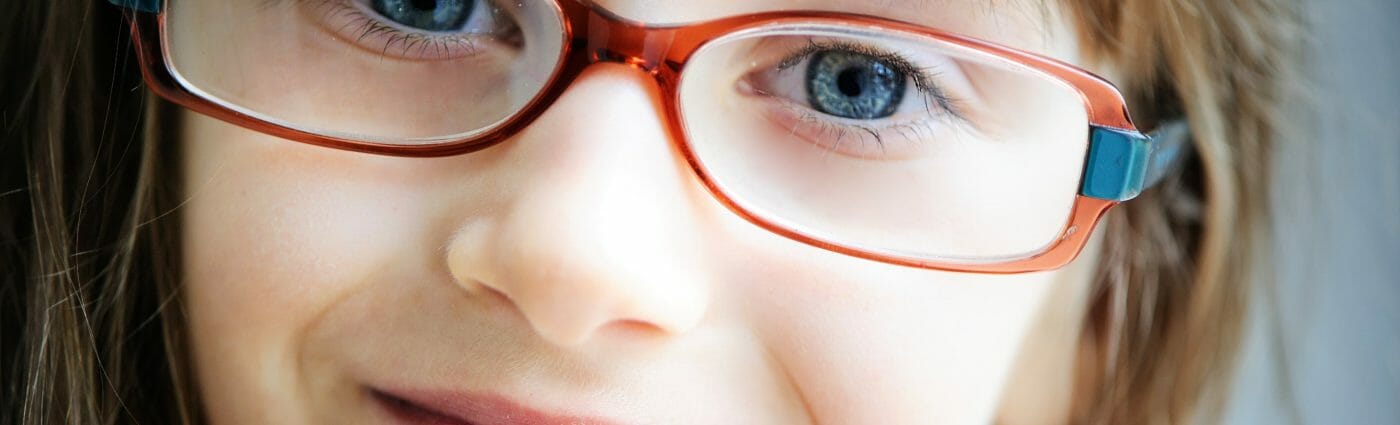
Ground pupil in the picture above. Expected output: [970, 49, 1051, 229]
[805, 50, 907, 120]
[410, 0, 436, 10]
[837, 68, 864, 97]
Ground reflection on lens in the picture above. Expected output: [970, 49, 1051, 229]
[164, 0, 564, 144]
[680, 24, 1090, 263]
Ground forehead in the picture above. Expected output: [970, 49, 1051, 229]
[591, 0, 1071, 58]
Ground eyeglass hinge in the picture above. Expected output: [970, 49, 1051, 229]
[108, 0, 161, 14]
[1081, 122, 1190, 202]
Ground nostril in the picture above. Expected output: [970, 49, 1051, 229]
[477, 282, 510, 302]
[461, 278, 514, 307]
[606, 319, 672, 339]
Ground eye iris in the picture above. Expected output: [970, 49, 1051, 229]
[806, 50, 906, 120]
[372, 0, 473, 32]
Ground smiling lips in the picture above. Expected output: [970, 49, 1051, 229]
[371, 387, 621, 425]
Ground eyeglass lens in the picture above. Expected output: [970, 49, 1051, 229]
[166, 0, 567, 144]
[165, 0, 1091, 263]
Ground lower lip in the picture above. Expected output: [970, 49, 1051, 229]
[370, 388, 617, 425]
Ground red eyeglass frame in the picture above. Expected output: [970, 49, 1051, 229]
[125, 0, 1138, 274]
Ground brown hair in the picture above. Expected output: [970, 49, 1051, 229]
[1065, 0, 1301, 423]
[0, 0, 1298, 424]
[0, 2, 197, 423]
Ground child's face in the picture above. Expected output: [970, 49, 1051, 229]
[179, 0, 1105, 423]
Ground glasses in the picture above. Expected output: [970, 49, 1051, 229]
[112, 0, 1186, 273]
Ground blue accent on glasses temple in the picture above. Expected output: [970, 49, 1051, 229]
[108, 0, 161, 13]
[1080, 120, 1190, 202]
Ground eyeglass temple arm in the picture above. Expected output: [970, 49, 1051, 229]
[109, 0, 161, 13]
[1080, 120, 1191, 202]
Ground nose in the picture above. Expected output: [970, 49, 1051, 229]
[445, 63, 712, 347]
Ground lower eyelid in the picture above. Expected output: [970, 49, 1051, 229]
[736, 80, 942, 161]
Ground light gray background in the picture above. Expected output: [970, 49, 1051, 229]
[1224, 0, 1400, 423]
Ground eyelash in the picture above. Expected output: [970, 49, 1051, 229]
[291, 0, 501, 60]
[766, 40, 968, 149]
[775, 40, 964, 120]
[779, 103, 950, 154]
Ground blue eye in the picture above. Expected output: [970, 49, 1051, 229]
[805, 50, 907, 120]
[371, 0, 474, 32]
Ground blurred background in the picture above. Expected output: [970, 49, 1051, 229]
[1223, 0, 1400, 423]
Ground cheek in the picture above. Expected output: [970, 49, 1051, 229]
[715, 221, 1088, 424]
[183, 127, 426, 327]
[180, 112, 452, 422]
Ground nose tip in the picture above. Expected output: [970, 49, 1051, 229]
[448, 206, 712, 347]
[444, 63, 712, 347]
[471, 260, 711, 346]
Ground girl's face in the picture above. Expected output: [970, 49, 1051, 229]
[181, 0, 1106, 423]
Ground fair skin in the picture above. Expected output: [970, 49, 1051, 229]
[180, 0, 1110, 423]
